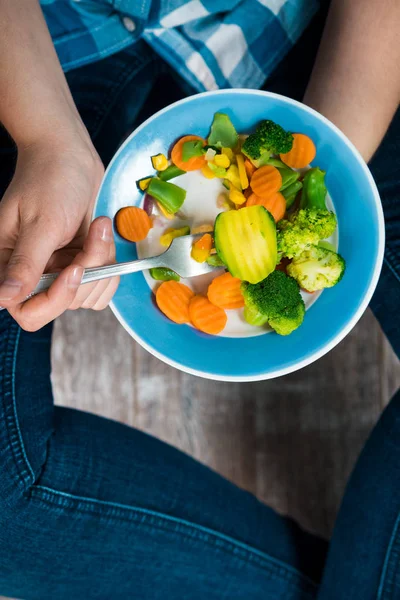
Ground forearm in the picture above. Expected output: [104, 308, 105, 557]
[304, 0, 400, 162]
[0, 0, 91, 151]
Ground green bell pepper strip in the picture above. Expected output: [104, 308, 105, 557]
[147, 178, 186, 214]
[208, 113, 239, 149]
[282, 181, 303, 209]
[149, 268, 180, 282]
[278, 166, 300, 191]
[300, 167, 327, 210]
[206, 254, 225, 267]
[207, 162, 227, 178]
[158, 165, 186, 181]
[182, 140, 205, 162]
[265, 157, 287, 168]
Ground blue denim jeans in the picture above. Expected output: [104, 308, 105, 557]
[1, 18, 400, 600]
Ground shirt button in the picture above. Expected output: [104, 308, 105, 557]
[122, 17, 137, 33]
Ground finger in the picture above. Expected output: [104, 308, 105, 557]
[91, 228, 120, 309]
[78, 216, 114, 265]
[81, 271, 120, 310]
[8, 265, 84, 332]
[92, 277, 119, 311]
[0, 217, 60, 307]
[79, 278, 114, 309]
[68, 217, 119, 310]
[79, 226, 119, 309]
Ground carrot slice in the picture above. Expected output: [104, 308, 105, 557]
[191, 233, 213, 263]
[189, 295, 227, 335]
[250, 165, 282, 199]
[280, 133, 316, 169]
[244, 158, 256, 179]
[115, 206, 152, 242]
[171, 135, 206, 171]
[156, 281, 194, 324]
[208, 272, 244, 309]
[246, 191, 286, 222]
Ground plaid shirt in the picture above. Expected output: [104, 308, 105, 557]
[41, 0, 318, 92]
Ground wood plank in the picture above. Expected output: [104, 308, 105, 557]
[50, 306, 400, 541]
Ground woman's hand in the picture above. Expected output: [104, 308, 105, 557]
[0, 140, 119, 331]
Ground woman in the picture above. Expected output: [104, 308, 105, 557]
[0, 0, 399, 597]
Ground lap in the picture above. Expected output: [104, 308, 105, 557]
[0, 310, 325, 599]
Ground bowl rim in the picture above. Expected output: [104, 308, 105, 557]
[95, 89, 385, 382]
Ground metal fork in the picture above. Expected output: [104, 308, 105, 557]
[0, 234, 217, 310]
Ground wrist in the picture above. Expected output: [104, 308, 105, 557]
[17, 115, 101, 168]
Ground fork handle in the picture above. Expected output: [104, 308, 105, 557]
[0, 255, 163, 311]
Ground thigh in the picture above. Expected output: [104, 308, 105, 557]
[0, 309, 327, 600]
[317, 388, 400, 599]
[369, 109, 400, 358]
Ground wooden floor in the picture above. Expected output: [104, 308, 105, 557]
[50, 306, 400, 539]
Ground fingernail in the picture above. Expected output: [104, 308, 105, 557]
[67, 266, 83, 289]
[100, 219, 113, 242]
[0, 278, 22, 301]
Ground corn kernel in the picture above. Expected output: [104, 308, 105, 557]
[229, 183, 246, 206]
[136, 176, 152, 191]
[221, 147, 234, 162]
[156, 201, 175, 220]
[201, 164, 216, 179]
[214, 154, 230, 168]
[225, 164, 242, 190]
[151, 153, 169, 171]
[160, 226, 190, 247]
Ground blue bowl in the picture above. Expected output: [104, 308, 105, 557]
[94, 90, 384, 381]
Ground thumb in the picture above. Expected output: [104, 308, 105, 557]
[0, 218, 60, 307]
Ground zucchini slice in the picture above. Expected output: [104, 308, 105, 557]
[214, 206, 277, 284]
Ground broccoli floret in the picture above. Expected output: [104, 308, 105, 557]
[277, 168, 337, 259]
[242, 120, 293, 161]
[294, 167, 337, 236]
[276, 204, 337, 259]
[287, 245, 346, 292]
[268, 302, 306, 336]
[241, 270, 305, 335]
[277, 219, 320, 259]
[290, 208, 337, 240]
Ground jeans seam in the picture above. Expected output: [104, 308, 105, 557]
[377, 509, 400, 599]
[1, 323, 34, 487]
[30, 484, 317, 596]
[385, 251, 400, 285]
